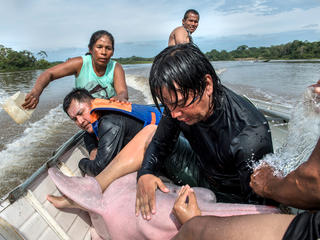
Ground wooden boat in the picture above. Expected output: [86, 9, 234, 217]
[0, 99, 291, 240]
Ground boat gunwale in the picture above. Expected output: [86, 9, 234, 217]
[245, 96, 292, 122]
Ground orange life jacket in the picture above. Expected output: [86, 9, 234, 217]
[90, 99, 162, 137]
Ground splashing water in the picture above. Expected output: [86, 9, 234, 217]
[0, 105, 70, 167]
[0, 104, 79, 195]
[0, 89, 10, 113]
[126, 74, 153, 104]
[255, 87, 320, 177]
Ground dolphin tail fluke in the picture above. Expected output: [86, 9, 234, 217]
[48, 167, 104, 214]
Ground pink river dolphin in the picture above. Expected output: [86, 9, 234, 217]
[48, 167, 279, 240]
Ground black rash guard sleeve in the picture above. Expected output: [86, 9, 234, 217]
[137, 113, 180, 179]
[231, 124, 273, 203]
[78, 115, 124, 176]
[83, 132, 98, 154]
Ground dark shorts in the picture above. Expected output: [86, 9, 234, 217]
[283, 211, 320, 240]
[162, 136, 204, 187]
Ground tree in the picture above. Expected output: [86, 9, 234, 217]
[37, 50, 48, 59]
[204, 40, 320, 61]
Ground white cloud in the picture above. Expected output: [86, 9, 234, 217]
[0, 0, 319, 53]
[197, 6, 320, 38]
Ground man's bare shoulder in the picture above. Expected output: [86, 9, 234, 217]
[168, 26, 189, 46]
[170, 26, 188, 35]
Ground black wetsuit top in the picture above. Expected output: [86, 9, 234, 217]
[79, 113, 144, 176]
[137, 86, 274, 204]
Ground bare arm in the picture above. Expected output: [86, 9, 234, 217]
[172, 214, 294, 240]
[172, 188, 293, 240]
[168, 27, 190, 46]
[110, 63, 128, 102]
[23, 57, 83, 109]
[250, 138, 320, 209]
[251, 81, 320, 209]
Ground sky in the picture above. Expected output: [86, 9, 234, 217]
[1, 0, 319, 61]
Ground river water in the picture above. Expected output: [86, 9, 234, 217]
[0, 60, 319, 196]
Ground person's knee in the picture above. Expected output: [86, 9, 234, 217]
[143, 124, 157, 133]
[141, 124, 157, 146]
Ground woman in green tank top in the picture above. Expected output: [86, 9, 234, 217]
[23, 30, 128, 109]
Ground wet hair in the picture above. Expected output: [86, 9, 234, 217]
[183, 9, 199, 20]
[63, 88, 94, 115]
[88, 30, 115, 51]
[149, 43, 222, 111]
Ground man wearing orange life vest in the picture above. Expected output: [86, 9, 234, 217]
[62, 88, 162, 176]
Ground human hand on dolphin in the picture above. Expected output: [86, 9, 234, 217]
[305, 79, 320, 113]
[250, 164, 280, 198]
[172, 185, 201, 225]
[136, 174, 169, 220]
[310, 80, 320, 94]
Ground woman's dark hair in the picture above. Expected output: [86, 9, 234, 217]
[88, 30, 115, 51]
[63, 88, 94, 115]
[149, 43, 222, 111]
[183, 9, 199, 20]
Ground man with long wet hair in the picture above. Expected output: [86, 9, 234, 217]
[136, 44, 274, 220]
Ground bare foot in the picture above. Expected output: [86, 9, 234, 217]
[47, 194, 80, 209]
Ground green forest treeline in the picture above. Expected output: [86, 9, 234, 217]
[113, 40, 320, 63]
[113, 56, 154, 64]
[205, 40, 320, 61]
[1, 40, 320, 71]
[0, 45, 58, 72]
